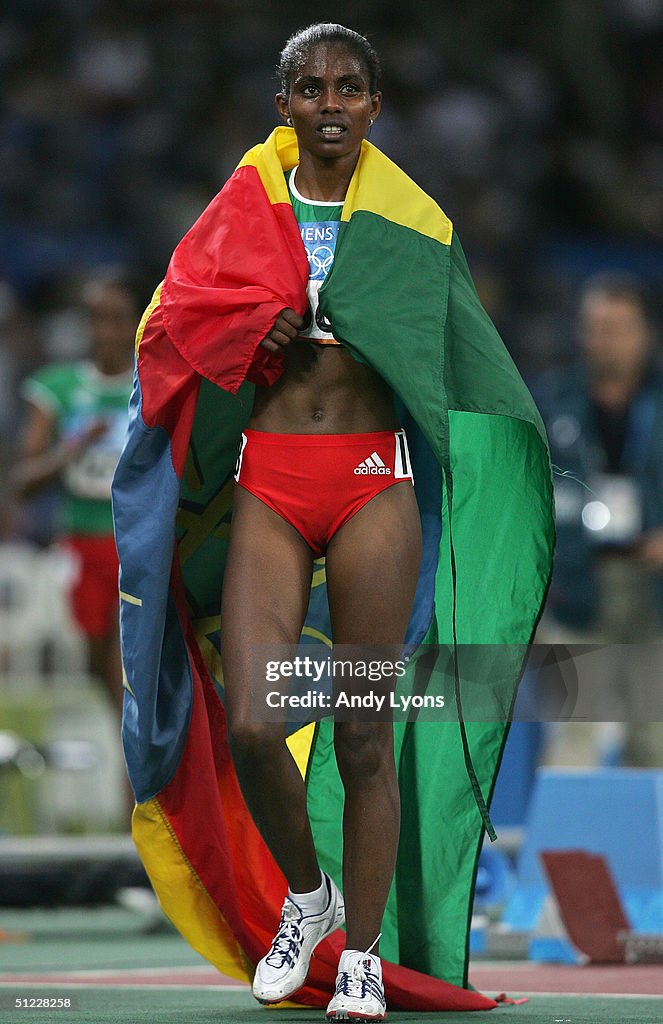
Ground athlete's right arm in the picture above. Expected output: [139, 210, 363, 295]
[259, 307, 304, 353]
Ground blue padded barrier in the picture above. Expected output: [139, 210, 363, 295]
[502, 768, 663, 961]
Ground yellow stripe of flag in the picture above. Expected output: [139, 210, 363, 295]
[135, 282, 163, 354]
[344, 140, 453, 246]
[240, 127, 453, 246]
[132, 798, 250, 981]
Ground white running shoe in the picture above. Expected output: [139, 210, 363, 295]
[252, 873, 344, 1004]
[326, 948, 387, 1021]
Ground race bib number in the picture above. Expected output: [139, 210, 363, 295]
[63, 414, 127, 500]
[298, 221, 340, 341]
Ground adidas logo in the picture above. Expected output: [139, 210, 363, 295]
[354, 452, 391, 475]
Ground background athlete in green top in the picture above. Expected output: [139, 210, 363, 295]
[21, 358, 132, 536]
[12, 270, 142, 751]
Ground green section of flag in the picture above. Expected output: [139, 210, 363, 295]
[320, 212, 451, 455]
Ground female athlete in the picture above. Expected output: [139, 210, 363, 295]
[220, 23, 420, 1022]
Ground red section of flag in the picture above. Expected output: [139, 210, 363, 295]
[137, 302, 200, 477]
[161, 164, 309, 394]
[156, 556, 283, 962]
[495, 992, 529, 1005]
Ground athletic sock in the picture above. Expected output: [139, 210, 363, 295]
[288, 871, 327, 916]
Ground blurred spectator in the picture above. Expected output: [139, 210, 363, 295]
[9, 268, 142, 718]
[535, 273, 663, 767]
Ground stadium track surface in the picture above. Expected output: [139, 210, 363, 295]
[1, 908, 662, 1024]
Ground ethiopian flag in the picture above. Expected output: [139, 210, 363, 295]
[112, 127, 554, 1011]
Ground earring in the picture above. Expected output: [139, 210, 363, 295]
[368, 118, 374, 127]
[287, 117, 293, 126]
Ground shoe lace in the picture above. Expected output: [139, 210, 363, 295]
[343, 960, 368, 998]
[265, 900, 304, 969]
[336, 934, 381, 1000]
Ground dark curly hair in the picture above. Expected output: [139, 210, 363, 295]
[277, 23, 381, 96]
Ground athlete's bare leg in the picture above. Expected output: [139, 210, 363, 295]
[220, 486, 320, 892]
[325, 482, 421, 953]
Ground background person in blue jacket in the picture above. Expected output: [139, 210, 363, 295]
[535, 272, 663, 768]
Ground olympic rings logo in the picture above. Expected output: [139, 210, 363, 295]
[306, 244, 335, 278]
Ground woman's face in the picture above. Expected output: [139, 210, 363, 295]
[276, 43, 381, 164]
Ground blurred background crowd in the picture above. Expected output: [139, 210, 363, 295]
[1, 0, 663, 482]
[1, 0, 663, 832]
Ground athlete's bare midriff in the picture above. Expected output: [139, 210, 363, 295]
[249, 341, 399, 434]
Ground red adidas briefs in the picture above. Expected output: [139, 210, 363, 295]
[234, 429, 414, 556]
